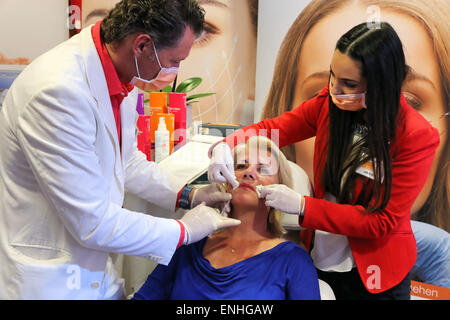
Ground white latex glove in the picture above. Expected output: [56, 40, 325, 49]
[179, 202, 241, 245]
[208, 142, 239, 189]
[258, 184, 303, 215]
[190, 183, 232, 212]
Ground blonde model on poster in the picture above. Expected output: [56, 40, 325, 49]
[176, 0, 258, 125]
[81, 0, 259, 125]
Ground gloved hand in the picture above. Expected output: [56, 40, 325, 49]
[179, 202, 241, 245]
[191, 184, 232, 216]
[258, 184, 304, 215]
[190, 183, 232, 209]
[208, 142, 239, 189]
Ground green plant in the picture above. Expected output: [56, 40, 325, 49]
[144, 77, 215, 105]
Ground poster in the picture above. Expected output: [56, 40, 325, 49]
[256, 0, 449, 295]
[69, 0, 258, 126]
[1, 0, 447, 298]
[0, 0, 69, 106]
[0, 0, 68, 64]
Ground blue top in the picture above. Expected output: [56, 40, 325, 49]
[133, 238, 320, 300]
[411, 221, 450, 288]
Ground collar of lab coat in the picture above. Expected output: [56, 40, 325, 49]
[79, 25, 122, 161]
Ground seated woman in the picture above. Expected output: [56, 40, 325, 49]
[132, 136, 320, 300]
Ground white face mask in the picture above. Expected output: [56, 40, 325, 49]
[329, 80, 367, 111]
[330, 92, 367, 109]
[130, 42, 179, 91]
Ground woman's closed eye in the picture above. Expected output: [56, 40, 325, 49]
[194, 22, 220, 48]
[235, 163, 274, 175]
[235, 163, 248, 170]
[402, 91, 422, 110]
[258, 166, 273, 175]
[343, 81, 358, 89]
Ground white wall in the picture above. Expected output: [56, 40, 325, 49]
[254, 0, 311, 122]
[0, 0, 69, 61]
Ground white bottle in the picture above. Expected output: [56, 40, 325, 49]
[155, 117, 170, 163]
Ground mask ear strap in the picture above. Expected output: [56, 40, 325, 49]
[152, 41, 163, 69]
[134, 56, 141, 78]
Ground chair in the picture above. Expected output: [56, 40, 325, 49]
[282, 160, 336, 300]
[319, 279, 336, 300]
[281, 160, 313, 231]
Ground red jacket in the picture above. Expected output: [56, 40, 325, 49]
[225, 85, 440, 293]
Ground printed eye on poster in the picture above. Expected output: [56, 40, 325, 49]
[68, 0, 259, 127]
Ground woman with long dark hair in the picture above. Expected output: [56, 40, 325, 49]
[323, 22, 406, 214]
[208, 22, 440, 299]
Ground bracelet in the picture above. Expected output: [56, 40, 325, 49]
[299, 196, 306, 216]
[179, 185, 193, 209]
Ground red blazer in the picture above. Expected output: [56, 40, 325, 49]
[225, 85, 440, 293]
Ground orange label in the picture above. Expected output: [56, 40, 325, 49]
[410, 281, 450, 300]
[149, 92, 168, 115]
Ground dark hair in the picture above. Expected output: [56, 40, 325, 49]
[322, 22, 407, 212]
[247, 0, 259, 35]
[100, 0, 205, 49]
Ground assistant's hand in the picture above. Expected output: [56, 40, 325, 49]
[179, 202, 241, 245]
[191, 183, 232, 213]
[208, 142, 239, 188]
[258, 184, 304, 215]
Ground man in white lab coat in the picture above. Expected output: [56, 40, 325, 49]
[0, 0, 239, 299]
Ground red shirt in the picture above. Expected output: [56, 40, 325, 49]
[223, 85, 440, 293]
[91, 21, 185, 246]
[91, 20, 134, 149]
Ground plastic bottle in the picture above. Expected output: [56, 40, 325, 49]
[168, 92, 187, 147]
[155, 117, 170, 162]
[136, 93, 151, 161]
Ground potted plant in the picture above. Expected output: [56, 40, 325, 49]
[143, 76, 215, 105]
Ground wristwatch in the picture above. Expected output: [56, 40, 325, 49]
[179, 185, 193, 209]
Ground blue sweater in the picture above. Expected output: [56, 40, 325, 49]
[133, 238, 320, 300]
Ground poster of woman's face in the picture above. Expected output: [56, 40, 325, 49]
[70, 0, 448, 233]
[73, 0, 258, 126]
[257, 0, 449, 233]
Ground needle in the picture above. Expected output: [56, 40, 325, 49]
[220, 200, 230, 216]
[217, 183, 233, 216]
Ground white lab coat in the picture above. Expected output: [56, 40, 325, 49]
[0, 26, 185, 299]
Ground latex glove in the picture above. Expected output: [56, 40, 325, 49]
[258, 184, 303, 215]
[190, 183, 232, 212]
[179, 202, 241, 245]
[208, 142, 239, 189]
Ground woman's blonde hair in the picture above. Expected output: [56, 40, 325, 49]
[261, 0, 450, 231]
[231, 136, 292, 237]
